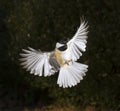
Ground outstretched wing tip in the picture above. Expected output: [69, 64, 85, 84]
[66, 17, 89, 61]
[80, 17, 89, 29]
[80, 16, 88, 22]
[19, 47, 60, 77]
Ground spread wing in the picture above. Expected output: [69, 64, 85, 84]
[20, 47, 60, 76]
[67, 18, 89, 61]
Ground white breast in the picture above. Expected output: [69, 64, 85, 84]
[62, 48, 71, 61]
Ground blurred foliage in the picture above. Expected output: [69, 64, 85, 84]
[0, 0, 120, 110]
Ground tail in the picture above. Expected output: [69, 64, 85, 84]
[57, 62, 88, 88]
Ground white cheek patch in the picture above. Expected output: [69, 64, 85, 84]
[56, 43, 64, 48]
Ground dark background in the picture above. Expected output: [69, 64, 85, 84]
[0, 0, 120, 111]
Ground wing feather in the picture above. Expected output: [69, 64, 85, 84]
[67, 18, 89, 61]
[20, 47, 60, 76]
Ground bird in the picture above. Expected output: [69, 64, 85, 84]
[19, 18, 89, 88]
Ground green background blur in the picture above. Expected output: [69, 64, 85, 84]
[0, 0, 120, 110]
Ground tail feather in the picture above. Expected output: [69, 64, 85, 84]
[57, 62, 88, 88]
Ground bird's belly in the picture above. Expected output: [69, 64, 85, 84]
[54, 49, 72, 67]
[54, 49, 65, 66]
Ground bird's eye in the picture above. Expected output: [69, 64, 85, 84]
[58, 45, 67, 51]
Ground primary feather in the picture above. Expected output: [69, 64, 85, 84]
[67, 18, 89, 61]
[20, 47, 60, 76]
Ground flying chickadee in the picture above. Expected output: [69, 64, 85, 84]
[20, 18, 89, 88]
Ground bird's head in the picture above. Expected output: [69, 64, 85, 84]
[56, 38, 68, 51]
